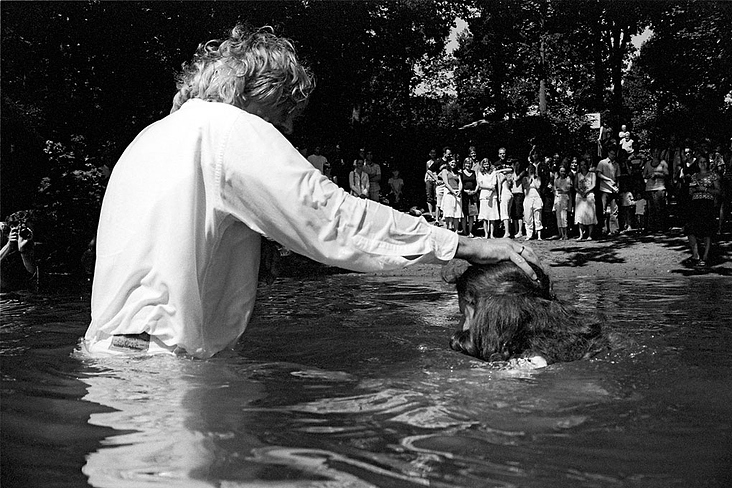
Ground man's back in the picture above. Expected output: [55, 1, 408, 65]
[88, 100, 264, 357]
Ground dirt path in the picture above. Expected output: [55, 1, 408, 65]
[366, 228, 732, 280]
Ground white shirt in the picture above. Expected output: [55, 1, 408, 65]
[85, 100, 457, 358]
[620, 137, 634, 154]
[595, 158, 619, 193]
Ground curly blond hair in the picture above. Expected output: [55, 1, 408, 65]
[170, 25, 314, 114]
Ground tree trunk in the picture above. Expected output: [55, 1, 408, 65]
[592, 19, 605, 108]
[610, 24, 624, 126]
[539, 35, 547, 115]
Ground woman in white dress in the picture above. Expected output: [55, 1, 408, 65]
[553, 165, 573, 240]
[477, 159, 500, 238]
[440, 157, 463, 232]
[574, 159, 598, 240]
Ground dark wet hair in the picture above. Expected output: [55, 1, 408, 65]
[444, 260, 608, 364]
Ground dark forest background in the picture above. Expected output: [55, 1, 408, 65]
[2, 0, 731, 274]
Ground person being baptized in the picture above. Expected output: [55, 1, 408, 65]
[442, 259, 613, 369]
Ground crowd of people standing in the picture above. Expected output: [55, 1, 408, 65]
[288, 124, 730, 269]
[421, 129, 731, 266]
[300, 145, 406, 210]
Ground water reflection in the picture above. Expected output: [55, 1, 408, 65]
[78, 357, 240, 487]
[2, 275, 732, 487]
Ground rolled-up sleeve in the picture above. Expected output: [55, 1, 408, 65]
[216, 113, 458, 272]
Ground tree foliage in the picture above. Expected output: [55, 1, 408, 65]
[35, 137, 108, 272]
[450, 0, 655, 157]
[1, 0, 459, 271]
[633, 1, 732, 146]
[2, 0, 730, 273]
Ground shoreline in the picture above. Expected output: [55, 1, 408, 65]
[366, 228, 732, 280]
[13, 228, 732, 297]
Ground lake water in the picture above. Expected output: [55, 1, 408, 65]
[1, 273, 731, 487]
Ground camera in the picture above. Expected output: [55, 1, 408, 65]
[2, 221, 33, 240]
[17, 224, 33, 240]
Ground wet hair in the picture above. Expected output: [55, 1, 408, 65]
[171, 25, 315, 114]
[443, 260, 608, 364]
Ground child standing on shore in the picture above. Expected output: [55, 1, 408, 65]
[387, 168, 404, 209]
[620, 191, 637, 232]
[634, 192, 647, 232]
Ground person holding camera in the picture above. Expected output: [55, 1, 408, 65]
[1, 210, 37, 292]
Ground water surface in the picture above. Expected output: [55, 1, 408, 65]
[1, 274, 731, 487]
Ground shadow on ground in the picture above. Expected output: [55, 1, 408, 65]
[545, 228, 732, 277]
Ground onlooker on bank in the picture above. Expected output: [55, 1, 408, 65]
[539, 156, 556, 238]
[710, 144, 728, 235]
[553, 165, 572, 240]
[440, 157, 463, 232]
[460, 156, 479, 236]
[686, 157, 721, 266]
[432, 147, 452, 226]
[363, 149, 381, 201]
[574, 160, 597, 240]
[523, 163, 544, 240]
[424, 148, 439, 219]
[307, 145, 328, 173]
[595, 148, 620, 236]
[329, 144, 349, 189]
[387, 168, 404, 210]
[464, 146, 479, 173]
[498, 165, 513, 239]
[675, 144, 697, 224]
[349, 159, 370, 198]
[477, 159, 499, 238]
[494, 147, 508, 170]
[620, 130, 635, 156]
[617, 147, 637, 231]
[642, 151, 670, 233]
[634, 191, 647, 233]
[510, 158, 527, 238]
